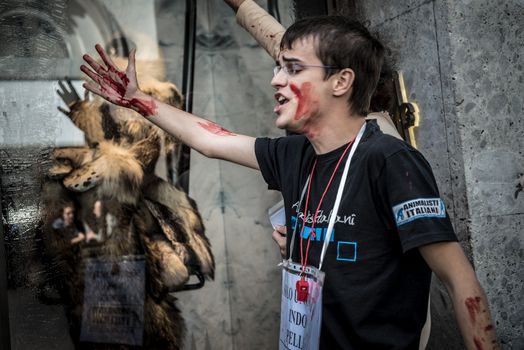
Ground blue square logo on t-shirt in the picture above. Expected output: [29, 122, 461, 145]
[337, 241, 357, 262]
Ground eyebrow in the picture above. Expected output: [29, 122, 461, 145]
[277, 55, 303, 65]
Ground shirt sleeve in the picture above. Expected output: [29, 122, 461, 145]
[379, 147, 458, 252]
[256, 136, 303, 191]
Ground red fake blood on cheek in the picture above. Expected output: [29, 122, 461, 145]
[290, 82, 317, 120]
[198, 121, 236, 136]
[465, 296, 481, 324]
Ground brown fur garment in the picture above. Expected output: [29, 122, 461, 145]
[41, 71, 213, 349]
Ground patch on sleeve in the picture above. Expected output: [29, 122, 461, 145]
[392, 198, 446, 226]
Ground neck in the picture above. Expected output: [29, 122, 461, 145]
[306, 111, 366, 155]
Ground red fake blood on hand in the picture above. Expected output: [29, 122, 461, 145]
[105, 69, 129, 96]
[94, 63, 129, 98]
[465, 296, 481, 323]
[198, 121, 236, 136]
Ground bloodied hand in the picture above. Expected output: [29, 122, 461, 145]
[80, 44, 156, 117]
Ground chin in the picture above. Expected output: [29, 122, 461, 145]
[274, 115, 287, 129]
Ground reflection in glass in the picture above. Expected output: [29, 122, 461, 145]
[1, 1, 214, 348]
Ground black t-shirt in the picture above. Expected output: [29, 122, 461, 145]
[255, 120, 457, 349]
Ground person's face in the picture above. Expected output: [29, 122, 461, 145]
[271, 37, 334, 136]
[63, 206, 74, 226]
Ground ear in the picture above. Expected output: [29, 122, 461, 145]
[332, 68, 355, 97]
[53, 147, 93, 168]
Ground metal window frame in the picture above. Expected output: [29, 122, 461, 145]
[174, 0, 197, 193]
[0, 177, 11, 350]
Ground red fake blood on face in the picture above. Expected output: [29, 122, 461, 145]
[465, 296, 482, 324]
[129, 98, 157, 117]
[473, 337, 484, 350]
[198, 121, 236, 136]
[290, 82, 317, 120]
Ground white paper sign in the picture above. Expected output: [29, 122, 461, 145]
[80, 256, 146, 346]
[280, 261, 325, 350]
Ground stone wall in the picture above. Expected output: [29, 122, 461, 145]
[357, 0, 523, 348]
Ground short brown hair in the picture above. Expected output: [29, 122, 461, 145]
[281, 16, 385, 115]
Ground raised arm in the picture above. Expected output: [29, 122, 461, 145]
[225, 0, 285, 61]
[419, 242, 499, 350]
[80, 44, 258, 169]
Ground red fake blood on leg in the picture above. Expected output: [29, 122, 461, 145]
[290, 82, 316, 120]
[465, 296, 481, 324]
[198, 121, 236, 136]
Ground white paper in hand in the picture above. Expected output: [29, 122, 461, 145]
[268, 200, 285, 229]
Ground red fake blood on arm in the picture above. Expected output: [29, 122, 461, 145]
[484, 324, 493, 332]
[198, 121, 236, 136]
[465, 296, 482, 324]
[473, 337, 484, 350]
[129, 98, 157, 117]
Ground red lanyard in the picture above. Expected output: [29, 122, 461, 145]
[299, 139, 355, 275]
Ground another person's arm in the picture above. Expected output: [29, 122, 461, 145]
[419, 242, 499, 350]
[81, 45, 258, 169]
[225, 0, 284, 61]
[70, 232, 86, 245]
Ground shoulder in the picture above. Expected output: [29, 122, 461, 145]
[368, 133, 414, 159]
[255, 134, 312, 191]
[256, 134, 308, 146]
[361, 123, 431, 175]
[365, 112, 403, 140]
[362, 123, 413, 161]
[255, 134, 310, 156]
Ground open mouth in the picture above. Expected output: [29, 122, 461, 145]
[275, 92, 291, 107]
[274, 93, 291, 114]
[277, 95, 289, 105]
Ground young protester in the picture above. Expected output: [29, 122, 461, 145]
[223, 0, 403, 260]
[80, 12, 498, 350]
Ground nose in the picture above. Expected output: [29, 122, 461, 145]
[271, 69, 287, 89]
